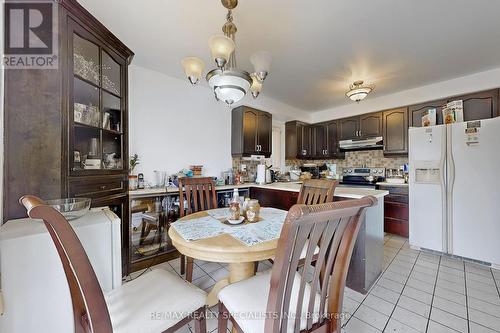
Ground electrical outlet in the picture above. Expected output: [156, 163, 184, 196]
[240, 164, 247, 172]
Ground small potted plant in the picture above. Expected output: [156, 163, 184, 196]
[129, 154, 140, 190]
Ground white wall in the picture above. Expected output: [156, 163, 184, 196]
[310, 67, 500, 123]
[0, 0, 5, 223]
[128, 65, 308, 183]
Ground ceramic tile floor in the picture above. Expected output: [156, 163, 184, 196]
[129, 234, 500, 333]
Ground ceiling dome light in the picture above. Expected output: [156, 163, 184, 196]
[346, 80, 374, 102]
[180, 0, 270, 107]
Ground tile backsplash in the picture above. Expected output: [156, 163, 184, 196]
[285, 150, 408, 172]
[232, 157, 262, 180]
[232, 150, 408, 180]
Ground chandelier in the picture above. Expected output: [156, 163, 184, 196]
[181, 0, 271, 106]
[346, 80, 374, 102]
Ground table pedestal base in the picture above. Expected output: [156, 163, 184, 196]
[206, 262, 256, 307]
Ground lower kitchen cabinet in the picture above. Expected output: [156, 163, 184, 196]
[250, 187, 299, 210]
[378, 185, 409, 237]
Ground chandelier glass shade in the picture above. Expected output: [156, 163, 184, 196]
[346, 80, 374, 102]
[180, 57, 205, 85]
[181, 0, 271, 106]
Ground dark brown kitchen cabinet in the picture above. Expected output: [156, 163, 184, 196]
[452, 89, 499, 121]
[285, 121, 312, 159]
[359, 112, 383, 138]
[257, 111, 272, 155]
[339, 117, 360, 140]
[311, 122, 344, 159]
[326, 121, 345, 159]
[232, 106, 272, 158]
[378, 185, 409, 237]
[339, 113, 382, 141]
[409, 99, 447, 127]
[408, 89, 499, 127]
[383, 107, 408, 155]
[242, 109, 258, 154]
[312, 123, 328, 158]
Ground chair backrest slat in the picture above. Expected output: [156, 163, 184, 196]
[294, 222, 327, 331]
[297, 179, 339, 206]
[19, 195, 112, 333]
[179, 177, 218, 217]
[264, 196, 377, 333]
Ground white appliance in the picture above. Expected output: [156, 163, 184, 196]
[0, 208, 122, 333]
[256, 163, 271, 184]
[409, 117, 500, 267]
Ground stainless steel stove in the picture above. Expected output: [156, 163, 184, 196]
[340, 167, 386, 189]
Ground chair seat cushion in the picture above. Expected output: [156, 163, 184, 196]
[218, 270, 321, 333]
[105, 269, 207, 333]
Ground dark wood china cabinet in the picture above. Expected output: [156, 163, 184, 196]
[4, 0, 134, 274]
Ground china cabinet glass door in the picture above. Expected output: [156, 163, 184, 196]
[70, 24, 124, 173]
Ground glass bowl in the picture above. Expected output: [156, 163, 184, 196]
[45, 198, 91, 220]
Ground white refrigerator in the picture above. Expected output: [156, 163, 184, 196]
[409, 117, 500, 268]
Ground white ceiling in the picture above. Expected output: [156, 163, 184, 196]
[80, 0, 500, 112]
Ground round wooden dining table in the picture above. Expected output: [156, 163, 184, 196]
[168, 209, 282, 306]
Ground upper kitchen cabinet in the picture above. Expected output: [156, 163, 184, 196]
[326, 121, 345, 159]
[409, 99, 447, 127]
[312, 123, 328, 158]
[383, 107, 408, 155]
[285, 121, 312, 159]
[409, 89, 499, 127]
[338, 113, 382, 141]
[452, 89, 499, 121]
[338, 117, 360, 140]
[232, 106, 272, 158]
[359, 112, 383, 138]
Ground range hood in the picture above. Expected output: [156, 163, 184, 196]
[339, 136, 384, 151]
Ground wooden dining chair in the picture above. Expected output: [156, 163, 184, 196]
[19, 195, 207, 333]
[260, 179, 340, 270]
[178, 177, 218, 282]
[218, 196, 377, 333]
[297, 179, 339, 205]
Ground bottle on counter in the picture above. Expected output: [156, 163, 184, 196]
[231, 188, 239, 203]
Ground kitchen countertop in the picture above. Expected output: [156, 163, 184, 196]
[129, 182, 388, 199]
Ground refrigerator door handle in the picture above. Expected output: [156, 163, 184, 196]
[446, 125, 456, 254]
[440, 126, 448, 253]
